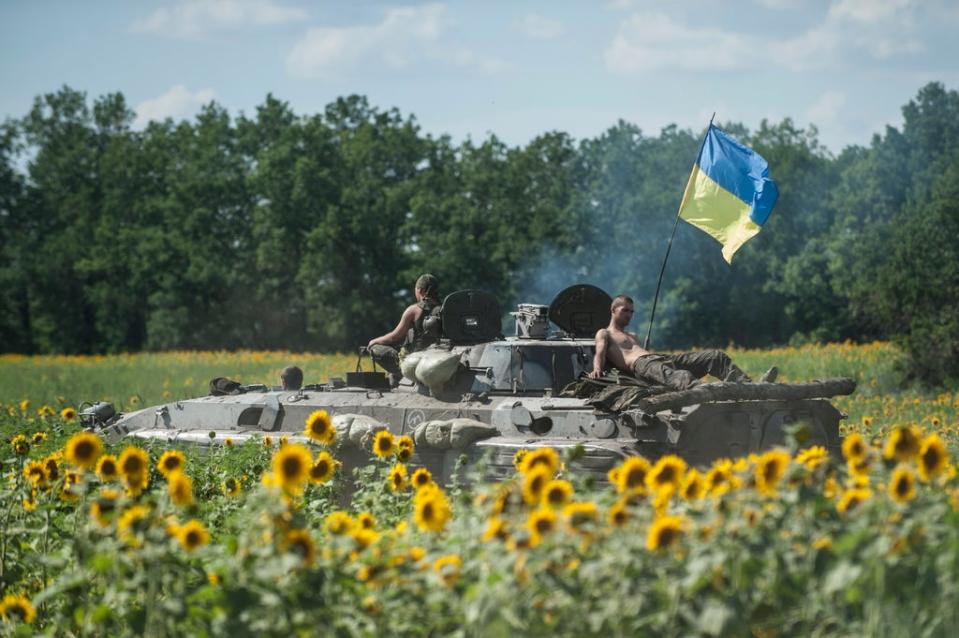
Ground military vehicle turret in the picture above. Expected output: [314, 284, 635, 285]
[92, 285, 854, 484]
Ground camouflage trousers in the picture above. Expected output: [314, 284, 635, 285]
[631, 350, 750, 392]
[369, 344, 402, 382]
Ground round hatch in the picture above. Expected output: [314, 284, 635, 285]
[548, 284, 612, 338]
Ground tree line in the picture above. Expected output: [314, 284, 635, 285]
[1, 83, 957, 385]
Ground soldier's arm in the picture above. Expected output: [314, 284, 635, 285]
[588, 329, 608, 379]
[368, 305, 419, 348]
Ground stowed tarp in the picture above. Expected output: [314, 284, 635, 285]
[560, 370, 669, 412]
[561, 371, 856, 413]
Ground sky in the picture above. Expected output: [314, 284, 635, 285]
[2, 0, 958, 154]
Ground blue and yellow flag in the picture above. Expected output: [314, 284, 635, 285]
[678, 124, 779, 263]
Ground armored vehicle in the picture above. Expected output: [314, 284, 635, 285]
[92, 285, 854, 484]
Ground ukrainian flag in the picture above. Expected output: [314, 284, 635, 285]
[678, 124, 779, 263]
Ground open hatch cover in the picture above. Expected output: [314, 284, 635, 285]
[548, 284, 612, 338]
[441, 289, 502, 343]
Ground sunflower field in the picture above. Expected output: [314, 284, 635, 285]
[2, 344, 959, 636]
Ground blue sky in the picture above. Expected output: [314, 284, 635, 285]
[2, 0, 958, 153]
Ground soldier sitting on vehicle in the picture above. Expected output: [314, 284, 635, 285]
[367, 274, 442, 387]
[588, 294, 777, 390]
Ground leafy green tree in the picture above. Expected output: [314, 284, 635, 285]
[871, 156, 959, 385]
[0, 120, 30, 351]
[299, 96, 428, 349]
[18, 87, 104, 353]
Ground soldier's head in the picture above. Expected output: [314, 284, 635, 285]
[280, 366, 303, 390]
[415, 273, 439, 301]
[611, 295, 634, 328]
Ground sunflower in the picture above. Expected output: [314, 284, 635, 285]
[607, 466, 621, 486]
[883, 425, 921, 463]
[847, 456, 871, 485]
[616, 456, 651, 494]
[271, 443, 312, 491]
[888, 466, 916, 503]
[64, 431, 103, 470]
[795, 446, 829, 470]
[325, 511, 355, 535]
[118, 446, 150, 496]
[11, 434, 29, 456]
[23, 460, 49, 487]
[351, 528, 380, 550]
[755, 449, 790, 496]
[482, 517, 509, 542]
[284, 529, 316, 566]
[842, 433, 868, 463]
[304, 410, 336, 444]
[542, 479, 574, 509]
[263, 435, 273, 449]
[706, 459, 741, 498]
[526, 507, 558, 545]
[117, 504, 151, 546]
[387, 463, 409, 492]
[396, 434, 415, 462]
[31, 431, 48, 444]
[563, 501, 599, 533]
[413, 485, 451, 533]
[279, 436, 289, 447]
[433, 554, 462, 586]
[18, 399, 29, 412]
[0, 593, 36, 624]
[411, 467, 433, 490]
[836, 487, 872, 514]
[224, 437, 234, 447]
[22, 489, 38, 513]
[60, 470, 83, 502]
[357, 511, 376, 530]
[513, 448, 530, 470]
[310, 451, 337, 484]
[90, 489, 121, 527]
[176, 519, 210, 552]
[679, 469, 706, 501]
[608, 499, 630, 527]
[157, 450, 186, 478]
[60, 406, 77, 421]
[409, 546, 427, 562]
[918, 434, 949, 481]
[646, 455, 687, 493]
[646, 515, 685, 551]
[519, 447, 559, 476]
[372, 430, 396, 458]
[522, 466, 551, 505]
[43, 453, 61, 482]
[223, 477, 242, 497]
[96, 454, 119, 482]
[167, 471, 194, 507]
[38, 405, 55, 418]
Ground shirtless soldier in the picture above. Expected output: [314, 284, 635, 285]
[588, 295, 776, 390]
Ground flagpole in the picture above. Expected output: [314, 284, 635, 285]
[642, 113, 715, 349]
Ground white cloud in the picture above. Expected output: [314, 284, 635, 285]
[286, 3, 506, 77]
[752, 0, 802, 8]
[605, 12, 752, 73]
[828, 0, 913, 24]
[517, 13, 565, 39]
[133, 85, 216, 127]
[806, 90, 847, 123]
[606, 2, 923, 75]
[134, 0, 307, 38]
